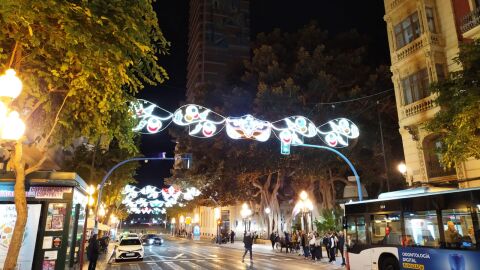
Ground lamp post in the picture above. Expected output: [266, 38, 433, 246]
[79, 185, 95, 268]
[214, 207, 221, 244]
[171, 217, 176, 236]
[296, 191, 314, 233]
[240, 203, 252, 234]
[264, 207, 271, 239]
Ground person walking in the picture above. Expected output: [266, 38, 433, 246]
[87, 234, 100, 270]
[242, 232, 254, 263]
[338, 231, 346, 266]
[230, 230, 236, 244]
[301, 231, 310, 259]
[270, 231, 276, 250]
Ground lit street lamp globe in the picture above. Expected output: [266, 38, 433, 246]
[0, 69, 23, 99]
[300, 190, 308, 200]
[264, 207, 271, 214]
[398, 163, 407, 175]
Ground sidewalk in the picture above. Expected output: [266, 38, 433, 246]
[82, 243, 115, 270]
[170, 236, 345, 267]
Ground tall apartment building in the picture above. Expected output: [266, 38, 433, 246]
[187, 0, 250, 100]
[383, 0, 480, 187]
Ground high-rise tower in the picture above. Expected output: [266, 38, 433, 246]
[187, 0, 250, 100]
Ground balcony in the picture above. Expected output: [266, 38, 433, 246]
[394, 33, 443, 63]
[402, 95, 436, 119]
[461, 8, 480, 34]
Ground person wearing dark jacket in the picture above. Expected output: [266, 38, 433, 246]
[230, 230, 236, 243]
[242, 232, 254, 262]
[87, 234, 100, 270]
[270, 232, 276, 250]
[337, 231, 346, 266]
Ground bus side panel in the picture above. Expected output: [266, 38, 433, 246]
[348, 247, 399, 270]
[371, 247, 399, 269]
[348, 249, 373, 270]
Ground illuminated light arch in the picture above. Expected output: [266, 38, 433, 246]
[131, 100, 360, 154]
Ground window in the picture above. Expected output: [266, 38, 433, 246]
[404, 211, 440, 247]
[426, 8, 436, 33]
[423, 136, 456, 178]
[370, 214, 402, 245]
[435, 64, 445, 81]
[394, 12, 422, 49]
[442, 209, 477, 249]
[346, 216, 367, 245]
[401, 69, 430, 105]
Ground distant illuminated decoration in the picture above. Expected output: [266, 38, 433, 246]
[131, 99, 360, 154]
[121, 184, 201, 215]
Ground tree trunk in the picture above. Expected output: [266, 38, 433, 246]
[3, 143, 27, 270]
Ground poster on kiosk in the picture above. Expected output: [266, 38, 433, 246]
[0, 204, 42, 270]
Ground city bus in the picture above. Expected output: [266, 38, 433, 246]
[344, 186, 480, 270]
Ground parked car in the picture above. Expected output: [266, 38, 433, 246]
[115, 237, 144, 261]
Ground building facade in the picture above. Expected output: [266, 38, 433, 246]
[187, 0, 250, 100]
[383, 0, 480, 187]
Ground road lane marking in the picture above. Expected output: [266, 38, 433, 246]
[173, 253, 184, 259]
[164, 261, 186, 270]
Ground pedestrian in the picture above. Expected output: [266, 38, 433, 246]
[270, 231, 276, 250]
[284, 231, 291, 253]
[338, 231, 346, 266]
[309, 232, 316, 261]
[87, 233, 100, 270]
[242, 232, 253, 263]
[231, 230, 236, 244]
[314, 232, 322, 261]
[328, 232, 337, 263]
[301, 231, 310, 258]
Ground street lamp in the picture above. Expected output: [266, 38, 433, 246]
[296, 191, 314, 233]
[240, 203, 252, 233]
[79, 185, 95, 268]
[0, 69, 25, 141]
[214, 207, 221, 244]
[398, 162, 407, 177]
[264, 207, 271, 238]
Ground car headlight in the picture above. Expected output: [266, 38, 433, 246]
[149, 239, 154, 244]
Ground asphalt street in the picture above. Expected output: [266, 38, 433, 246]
[102, 237, 345, 270]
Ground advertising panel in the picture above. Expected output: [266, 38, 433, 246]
[399, 247, 480, 270]
[0, 204, 42, 270]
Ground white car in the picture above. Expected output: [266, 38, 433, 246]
[115, 237, 144, 261]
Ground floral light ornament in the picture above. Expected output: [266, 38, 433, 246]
[130, 99, 360, 155]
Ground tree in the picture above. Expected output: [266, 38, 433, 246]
[426, 39, 480, 169]
[0, 1, 168, 268]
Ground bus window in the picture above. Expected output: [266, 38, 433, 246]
[346, 216, 356, 245]
[442, 208, 476, 249]
[404, 210, 440, 247]
[357, 216, 366, 244]
[370, 214, 401, 245]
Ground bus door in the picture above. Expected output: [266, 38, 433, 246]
[346, 215, 371, 270]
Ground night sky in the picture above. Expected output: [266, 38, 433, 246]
[135, 0, 390, 187]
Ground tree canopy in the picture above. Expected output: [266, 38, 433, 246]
[426, 39, 480, 168]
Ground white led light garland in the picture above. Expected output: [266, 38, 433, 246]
[131, 99, 359, 154]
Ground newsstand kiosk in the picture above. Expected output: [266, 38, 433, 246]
[0, 171, 88, 270]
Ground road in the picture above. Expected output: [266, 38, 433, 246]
[103, 237, 344, 270]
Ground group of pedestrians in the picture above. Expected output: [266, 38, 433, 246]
[267, 229, 346, 266]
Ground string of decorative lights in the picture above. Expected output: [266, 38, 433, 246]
[131, 99, 360, 155]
